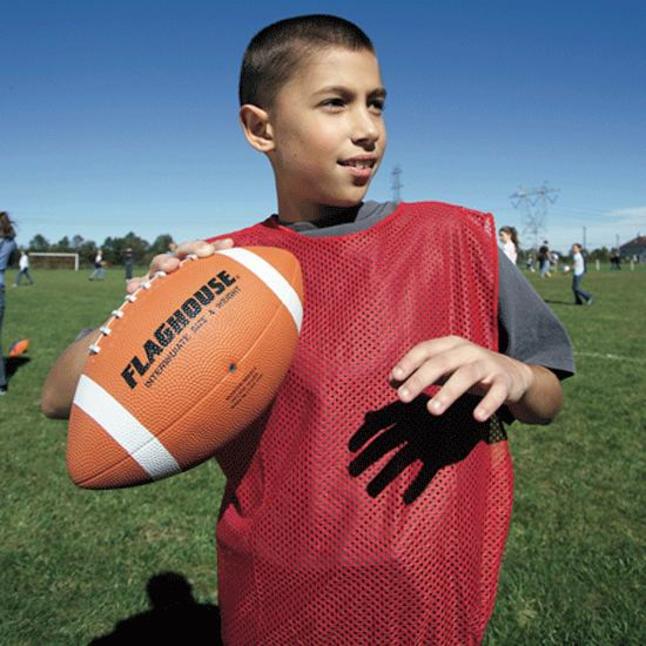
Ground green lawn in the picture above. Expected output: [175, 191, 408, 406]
[1, 266, 644, 644]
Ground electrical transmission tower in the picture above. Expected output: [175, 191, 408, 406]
[509, 182, 560, 250]
[391, 165, 403, 203]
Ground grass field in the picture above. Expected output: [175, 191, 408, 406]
[1, 265, 644, 644]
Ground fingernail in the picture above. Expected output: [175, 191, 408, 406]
[475, 408, 488, 421]
[430, 399, 443, 413]
[392, 367, 404, 380]
[398, 386, 410, 401]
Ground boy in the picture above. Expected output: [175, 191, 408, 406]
[43, 15, 574, 644]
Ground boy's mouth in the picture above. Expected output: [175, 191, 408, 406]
[338, 156, 378, 183]
[338, 156, 377, 169]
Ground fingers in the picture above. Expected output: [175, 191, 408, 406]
[473, 378, 509, 421]
[390, 336, 463, 383]
[392, 340, 474, 404]
[390, 336, 517, 421]
[148, 253, 181, 276]
[126, 277, 145, 294]
[174, 238, 233, 260]
[152, 238, 235, 274]
[126, 238, 235, 295]
[424, 361, 487, 415]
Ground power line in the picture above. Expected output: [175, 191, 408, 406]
[510, 182, 560, 249]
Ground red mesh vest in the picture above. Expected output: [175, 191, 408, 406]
[210, 202, 513, 645]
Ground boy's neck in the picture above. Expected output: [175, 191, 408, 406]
[277, 203, 362, 228]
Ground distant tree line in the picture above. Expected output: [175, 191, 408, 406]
[26, 232, 175, 267]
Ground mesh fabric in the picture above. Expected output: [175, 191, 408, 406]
[211, 202, 513, 645]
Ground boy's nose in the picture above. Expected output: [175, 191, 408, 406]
[351, 109, 381, 148]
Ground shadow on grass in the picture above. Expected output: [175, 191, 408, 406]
[5, 355, 30, 380]
[89, 571, 222, 645]
[543, 299, 577, 305]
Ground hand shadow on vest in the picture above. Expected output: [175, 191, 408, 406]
[89, 571, 222, 645]
[348, 394, 505, 505]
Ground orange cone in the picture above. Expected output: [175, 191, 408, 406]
[8, 339, 30, 358]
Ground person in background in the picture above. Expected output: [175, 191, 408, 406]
[538, 240, 551, 278]
[89, 249, 106, 280]
[571, 243, 593, 305]
[123, 248, 135, 281]
[14, 250, 34, 286]
[610, 249, 622, 270]
[0, 211, 18, 394]
[498, 226, 519, 265]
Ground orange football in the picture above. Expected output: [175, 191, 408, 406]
[67, 246, 303, 489]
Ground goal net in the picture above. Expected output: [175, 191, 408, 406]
[29, 252, 80, 270]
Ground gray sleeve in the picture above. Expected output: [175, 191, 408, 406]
[498, 249, 575, 379]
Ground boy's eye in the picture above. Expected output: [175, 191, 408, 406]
[369, 99, 385, 113]
[321, 98, 345, 108]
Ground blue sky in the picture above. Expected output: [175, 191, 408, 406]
[2, 0, 645, 253]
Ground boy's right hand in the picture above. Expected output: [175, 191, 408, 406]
[126, 238, 235, 294]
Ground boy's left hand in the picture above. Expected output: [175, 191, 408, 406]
[390, 336, 535, 422]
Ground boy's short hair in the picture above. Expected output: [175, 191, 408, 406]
[239, 14, 374, 109]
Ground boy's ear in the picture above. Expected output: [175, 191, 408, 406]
[239, 104, 275, 153]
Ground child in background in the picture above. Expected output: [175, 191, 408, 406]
[571, 242, 593, 305]
[498, 225, 519, 265]
[14, 249, 34, 286]
[538, 240, 552, 278]
[89, 249, 106, 280]
[42, 15, 574, 643]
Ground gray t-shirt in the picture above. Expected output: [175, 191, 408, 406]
[278, 201, 575, 379]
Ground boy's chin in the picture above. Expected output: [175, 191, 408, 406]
[325, 189, 371, 209]
[325, 198, 364, 209]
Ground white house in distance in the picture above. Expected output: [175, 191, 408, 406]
[619, 236, 646, 263]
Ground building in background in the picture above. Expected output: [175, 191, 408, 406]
[619, 236, 646, 263]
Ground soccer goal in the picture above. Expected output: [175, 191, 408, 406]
[29, 252, 80, 270]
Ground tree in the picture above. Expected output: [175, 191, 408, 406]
[72, 234, 84, 249]
[79, 240, 98, 266]
[588, 247, 610, 263]
[53, 236, 71, 252]
[29, 234, 50, 252]
[102, 232, 149, 265]
[150, 234, 175, 258]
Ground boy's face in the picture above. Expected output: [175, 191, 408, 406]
[266, 47, 387, 221]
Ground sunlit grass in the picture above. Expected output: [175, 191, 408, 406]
[1, 265, 644, 643]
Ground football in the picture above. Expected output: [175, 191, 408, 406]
[67, 246, 303, 489]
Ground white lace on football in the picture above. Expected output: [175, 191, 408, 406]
[87, 258, 176, 354]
